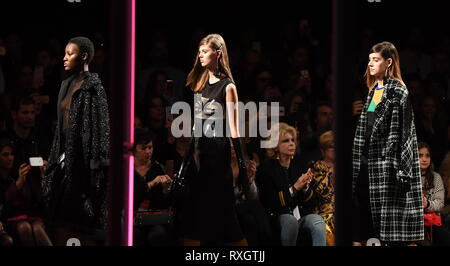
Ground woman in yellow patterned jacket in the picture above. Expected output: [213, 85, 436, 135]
[299, 130, 335, 245]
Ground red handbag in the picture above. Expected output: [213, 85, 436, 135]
[424, 212, 442, 227]
[424, 212, 442, 243]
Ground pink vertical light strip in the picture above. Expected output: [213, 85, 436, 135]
[127, 156, 134, 246]
[126, 0, 136, 246]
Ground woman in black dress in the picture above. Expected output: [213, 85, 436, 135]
[43, 37, 110, 246]
[177, 33, 248, 246]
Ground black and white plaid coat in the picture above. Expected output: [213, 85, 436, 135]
[352, 78, 424, 242]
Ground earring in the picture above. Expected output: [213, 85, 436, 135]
[214, 61, 221, 78]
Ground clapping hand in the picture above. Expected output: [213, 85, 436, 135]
[294, 168, 313, 191]
[147, 175, 173, 193]
[160, 175, 173, 193]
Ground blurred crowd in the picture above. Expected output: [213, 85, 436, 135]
[1, 17, 450, 245]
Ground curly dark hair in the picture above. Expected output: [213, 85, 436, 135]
[68, 36, 95, 64]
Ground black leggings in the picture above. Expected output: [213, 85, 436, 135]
[352, 161, 376, 242]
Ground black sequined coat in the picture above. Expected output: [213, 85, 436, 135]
[43, 72, 110, 230]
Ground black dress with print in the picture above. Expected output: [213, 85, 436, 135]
[178, 77, 244, 243]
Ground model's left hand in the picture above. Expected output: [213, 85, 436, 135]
[40, 160, 48, 177]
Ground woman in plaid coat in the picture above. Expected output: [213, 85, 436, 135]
[352, 42, 424, 244]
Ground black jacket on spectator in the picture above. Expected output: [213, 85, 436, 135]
[256, 158, 304, 217]
[43, 72, 109, 231]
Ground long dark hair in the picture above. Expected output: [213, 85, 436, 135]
[418, 142, 434, 192]
[186, 34, 234, 92]
[0, 138, 14, 182]
[365, 41, 405, 90]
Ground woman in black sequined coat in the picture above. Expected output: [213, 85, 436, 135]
[43, 37, 110, 245]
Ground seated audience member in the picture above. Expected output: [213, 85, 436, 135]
[299, 130, 335, 245]
[418, 142, 450, 246]
[133, 128, 173, 246]
[0, 138, 52, 246]
[439, 152, 450, 231]
[0, 95, 50, 173]
[256, 123, 326, 246]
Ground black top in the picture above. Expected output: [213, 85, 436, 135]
[256, 159, 304, 216]
[193, 78, 232, 137]
[363, 90, 377, 160]
[59, 71, 89, 151]
[134, 160, 171, 211]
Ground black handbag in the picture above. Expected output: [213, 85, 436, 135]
[134, 210, 174, 226]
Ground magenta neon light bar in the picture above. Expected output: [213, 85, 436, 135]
[125, 0, 136, 246]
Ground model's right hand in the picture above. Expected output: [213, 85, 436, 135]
[353, 100, 364, 116]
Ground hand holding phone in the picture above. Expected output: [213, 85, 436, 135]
[29, 157, 44, 167]
[17, 163, 32, 189]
